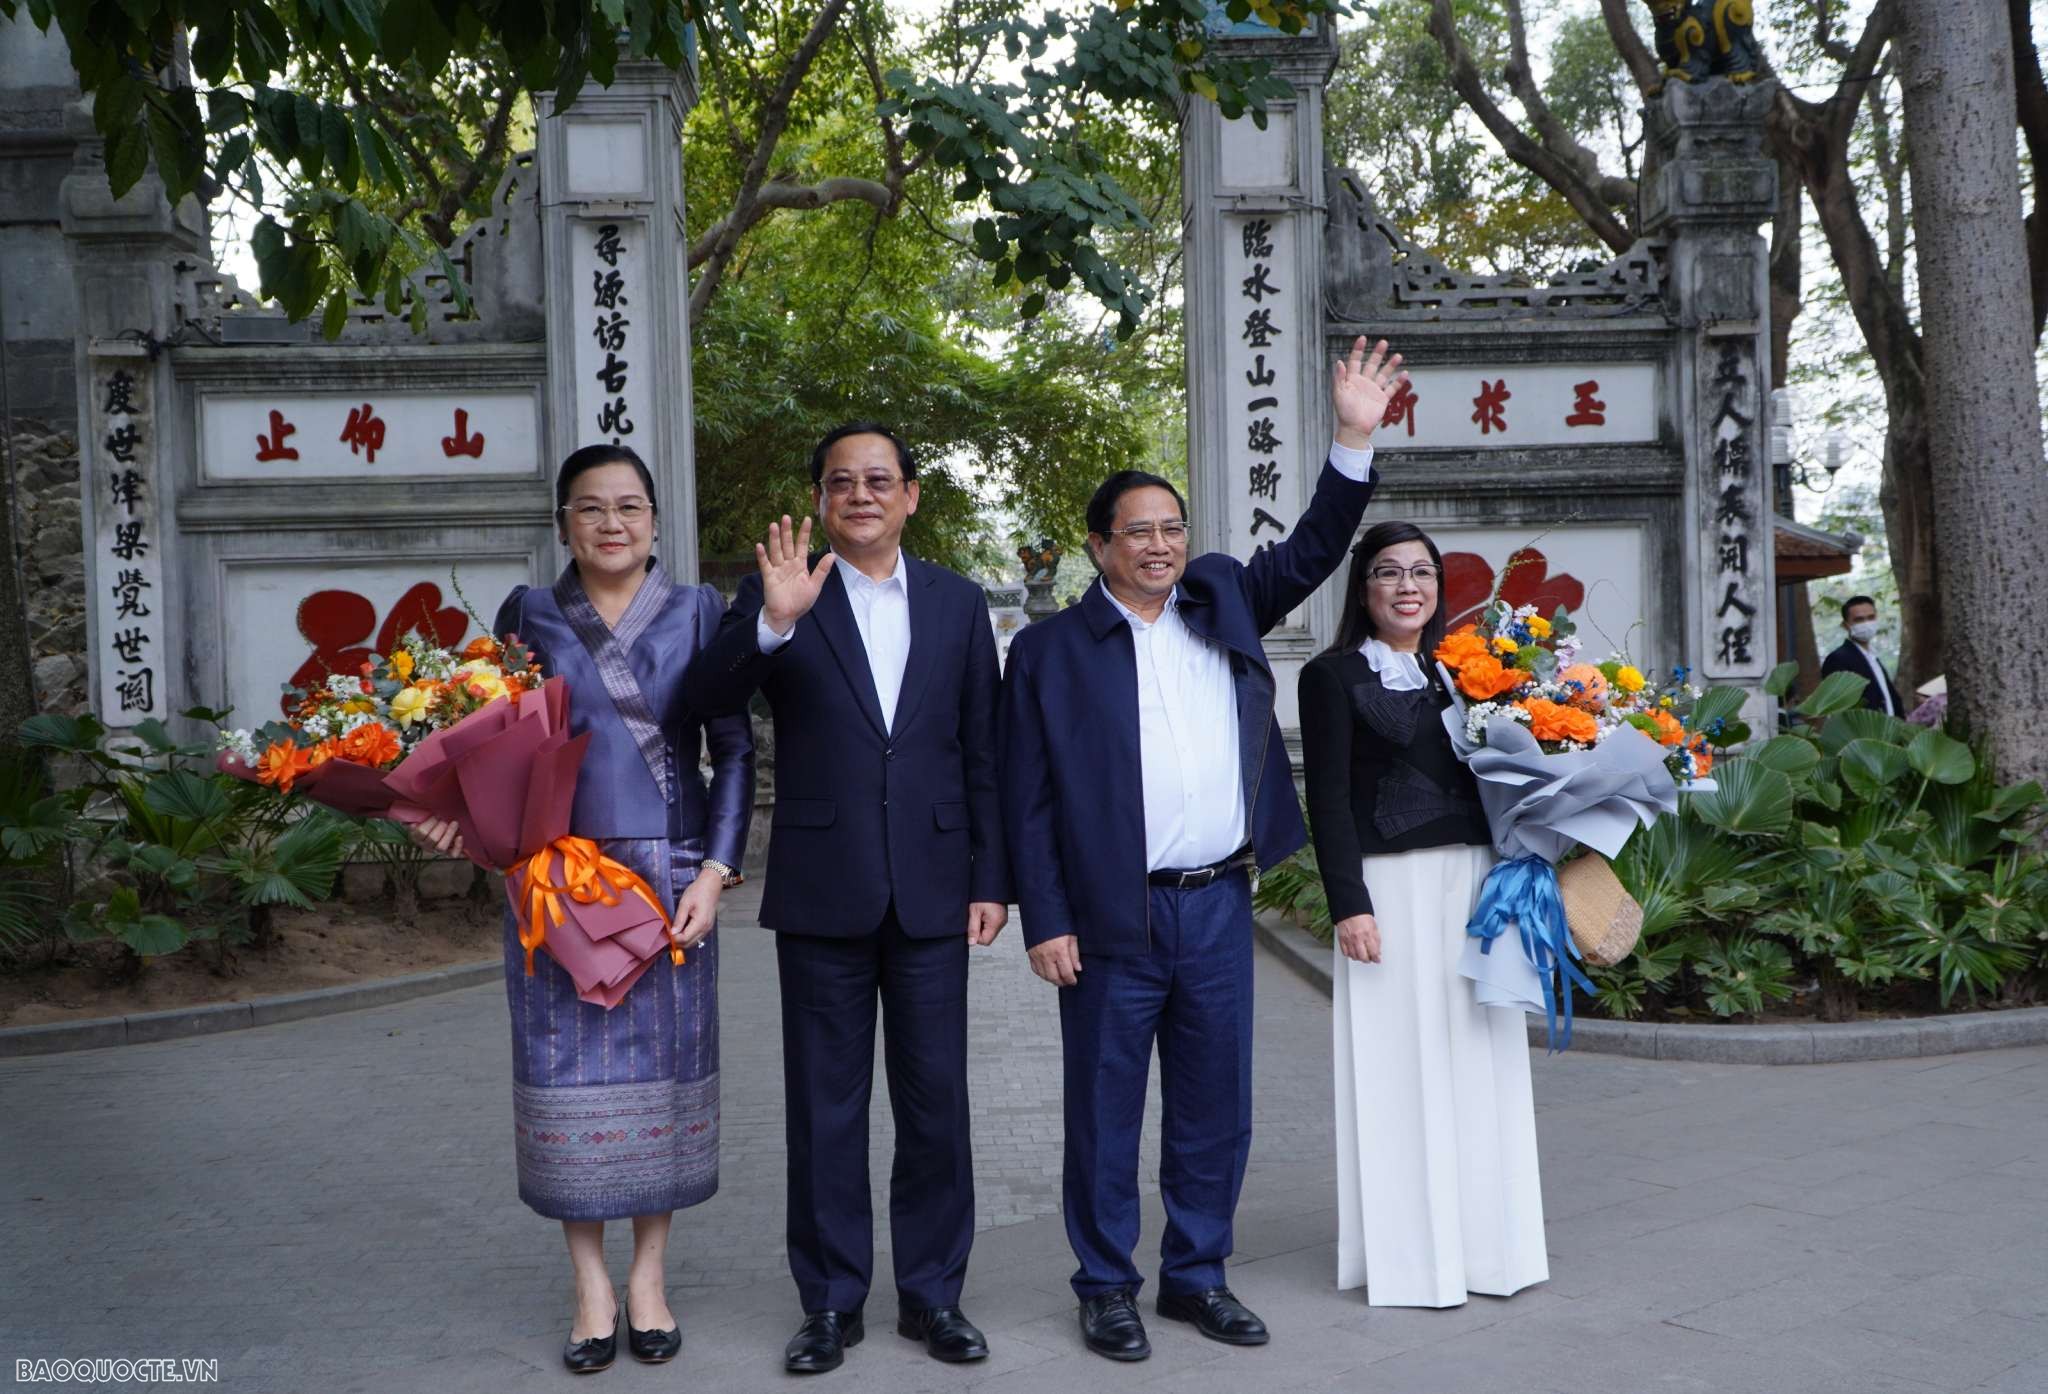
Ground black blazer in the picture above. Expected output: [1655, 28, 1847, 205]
[1298, 648, 1490, 923]
[682, 555, 1009, 939]
[1819, 639, 1903, 715]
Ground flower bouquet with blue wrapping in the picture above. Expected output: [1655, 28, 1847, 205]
[1433, 599, 1748, 1049]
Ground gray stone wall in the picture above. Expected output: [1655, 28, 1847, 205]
[7, 415, 86, 714]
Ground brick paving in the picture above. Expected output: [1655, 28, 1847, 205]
[4, 883, 2047, 1392]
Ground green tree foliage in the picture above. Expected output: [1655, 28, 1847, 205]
[3, 0, 1336, 338]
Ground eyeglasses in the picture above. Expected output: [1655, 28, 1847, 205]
[562, 499, 652, 526]
[1104, 521, 1190, 547]
[821, 471, 906, 498]
[1368, 563, 1442, 586]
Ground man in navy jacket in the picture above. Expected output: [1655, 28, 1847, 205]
[999, 338, 1405, 1361]
[684, 423, 1009, 1374]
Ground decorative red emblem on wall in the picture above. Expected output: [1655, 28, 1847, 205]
[1442, 547, 1586, 632]
[285, 582, 471, 713]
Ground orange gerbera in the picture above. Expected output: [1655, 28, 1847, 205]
[1521, 698, 1599, 745]
[1648, 708, 1686, 746]
[253, 740, 312, 793]
[1687, 735, 1715, 776]
[1434, 626, 1490, 670]
[1454, 651, 1528, 701]
[337, 722, 403, 768]
[1559, 663, 1609, 710]
[462, 635, 503, 663]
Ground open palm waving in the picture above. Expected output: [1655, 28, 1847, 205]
[757, 515, 837, 637]
[1331, 336, 1407, 450]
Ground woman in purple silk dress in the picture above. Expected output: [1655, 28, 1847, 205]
[411, 444, 753, 1373]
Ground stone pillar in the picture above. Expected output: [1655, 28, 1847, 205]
[1180, 13, 1340, 731]
[1642, 79, 1779, 723]
[536, 56, 701, 580]
[58, 95, 207, 729]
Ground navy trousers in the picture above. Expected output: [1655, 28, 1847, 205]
[776, 907, 974, 1313]
[1059, 873, 1256, 1298]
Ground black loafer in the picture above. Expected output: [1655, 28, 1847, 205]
[896, 1305, 989, 1363]
[1156, 1286, 1268, 1345]
[563, 1309, 619, 1374]
[784, 1308, 864, 1374]
[624, 1303, 681, 1364]
[1078, 1288, 1151, 1361]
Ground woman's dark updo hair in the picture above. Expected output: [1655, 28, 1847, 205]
[1325, 520, 1449, 662]
[555, 444, 657, 518]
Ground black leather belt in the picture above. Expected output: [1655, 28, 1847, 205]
[1147, 847, 1255, 890]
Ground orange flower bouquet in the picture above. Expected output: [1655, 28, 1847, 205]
[216, 630, 677, 1009]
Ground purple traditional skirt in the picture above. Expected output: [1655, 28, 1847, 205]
[503, 837, 719, 1222]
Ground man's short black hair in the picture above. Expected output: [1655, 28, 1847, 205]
[1841, 594, 1878, 621]
[809, 421, 916, 485]
[1086, 470, 1186, 538]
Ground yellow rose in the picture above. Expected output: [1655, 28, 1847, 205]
[1492, 636, 1519, 655]
[453, 661, 509, 704]
[388, 650, 415, 681]
[1525, 615, 1552, 638]
[1615, 665, 1646, 694]
[389, 686, 433, 728]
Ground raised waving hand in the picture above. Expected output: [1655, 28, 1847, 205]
[1331, 336, 1407, 450]
[757, 515, 837, 637]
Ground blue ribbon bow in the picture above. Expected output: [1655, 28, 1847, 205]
[1467, 855, 1594, 1052]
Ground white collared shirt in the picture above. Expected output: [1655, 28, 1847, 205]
[758, 550, 912, 730]
[1102, 582, 1248, 871]
[1854, 641, 1897, 717]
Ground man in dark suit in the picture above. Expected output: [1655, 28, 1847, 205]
[683, 422, 1009, 1374]
[999, 338, 1405, 1361]
[1819, 593, 1904, 715]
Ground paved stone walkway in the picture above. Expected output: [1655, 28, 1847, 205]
[4, 885, 2047, 1392]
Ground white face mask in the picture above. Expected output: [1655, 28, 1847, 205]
[1847, 620, 1879, 643]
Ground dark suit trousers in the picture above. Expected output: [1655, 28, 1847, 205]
[776, 907, 973, 1313]
[1059, 874, 1256, 1299]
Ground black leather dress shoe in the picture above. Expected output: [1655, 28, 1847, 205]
[784, 1308, 864, 1374]
[1156, 1286, 1269, 1345]
[1078, 1288, 1151, 1361]
[896, 1305, 989, 1363]
[624, 1303, 681, 1364]
[563, 1310, 619, 1374]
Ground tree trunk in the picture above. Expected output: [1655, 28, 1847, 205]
[1898, 0, 2048, 790]
[0, 423, 39, 747]
[1877, 426, 1944, 694]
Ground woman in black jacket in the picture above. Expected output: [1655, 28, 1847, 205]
[1299, 521, 1547, 1309]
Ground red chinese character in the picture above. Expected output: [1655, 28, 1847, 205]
[287, 582, 470, 716]
[1471, 379, 1511, 435]
[339, 403, 387, 463]
[441, 408, 486, 459]
[255, 410, 300, 462]
[1565, 379, 1606, 428]
[1381, 381, 1419, 437]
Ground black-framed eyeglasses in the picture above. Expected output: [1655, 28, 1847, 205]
[1368, 563, 1441, 586]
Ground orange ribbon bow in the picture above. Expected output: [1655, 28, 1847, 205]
[513, 835, 674, 976]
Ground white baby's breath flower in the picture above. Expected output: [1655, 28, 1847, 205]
[215, 728, 258, 761]
[340, 709, 380, 735]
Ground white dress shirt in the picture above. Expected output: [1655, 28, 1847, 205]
[1106, 439, 1376, 872]
[757, 550, 912, 730]
[1854, 641, 1898, 717]
[1103, 583, 1248, 872]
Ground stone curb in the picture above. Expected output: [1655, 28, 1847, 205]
[0, 959, 505, 1058]
[1252, 912, 2048, 1064]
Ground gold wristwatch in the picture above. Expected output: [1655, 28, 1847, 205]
[700, 857, 743, 887]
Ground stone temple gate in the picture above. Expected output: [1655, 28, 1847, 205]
[1180, 19, 1802, 743]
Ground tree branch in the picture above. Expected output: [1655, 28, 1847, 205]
[1596, 0, 1662, 100]
[1502, 0, 1636, 210]
[425, 80, 518, 246]
[1427, 0, 1634, 253]
[689, 0, 856, 320]
[686, 176, 900, 268]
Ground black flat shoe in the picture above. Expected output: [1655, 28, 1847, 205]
[896, 1305, 988, 1363]
[1078, 1288, 1151, 1362]
[1156, 1286, 1268, 1345]
[784, 1308, 864, 1374]
[624, 1302, 681, 1364]
[563, 1309, 619, 1374]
